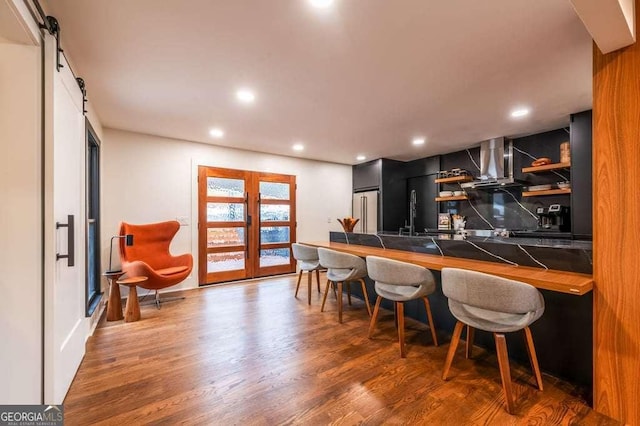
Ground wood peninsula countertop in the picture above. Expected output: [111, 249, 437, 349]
[303, 241, 593, 296]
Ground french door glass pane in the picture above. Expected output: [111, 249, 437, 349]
[207, 203, 244, 222]
[259, 182, 289, 200]
[207, 177, 244, 197]
[260, 226, 290, 244]
[260, 248, 290, 267]
[207, 251, 245, 273]
[260, 204, 290, 221]
[207, 228, 244, 247]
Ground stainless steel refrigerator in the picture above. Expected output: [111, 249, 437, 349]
[352, 190, 379, 234]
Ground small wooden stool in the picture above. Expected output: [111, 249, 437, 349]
[117, 276, 148, 322]
[104, 271, 125, 321]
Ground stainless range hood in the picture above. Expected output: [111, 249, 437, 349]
[461, 137, 518, 189]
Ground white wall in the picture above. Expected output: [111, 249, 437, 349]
[102, 128, 352, 290]
[0, 41, 42, 403]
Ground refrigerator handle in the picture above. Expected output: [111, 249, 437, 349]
[359, 196, 363, 233]
[359, 195, 363, 233]
[363, 196, 367, 233]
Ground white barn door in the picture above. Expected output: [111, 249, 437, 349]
[43, 34, 87, 404]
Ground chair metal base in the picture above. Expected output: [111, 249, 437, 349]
[140, 290, 185, 309]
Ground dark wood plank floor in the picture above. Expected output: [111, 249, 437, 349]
[64, 275, 617, 425]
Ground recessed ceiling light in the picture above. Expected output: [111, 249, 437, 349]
[356, 155, 366, 161]
[236, 88, 256, 104]
[309, 0, 334, 9]
[292, 143, 305, 151]
[412, 137, 426, 146]
[510, 108, 530, 118]
[209, 128, 224, 138]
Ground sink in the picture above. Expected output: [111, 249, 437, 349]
[423, 229, 494, 237]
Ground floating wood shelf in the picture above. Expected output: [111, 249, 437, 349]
[435, 196, 468, 202]
[522, 162, 571, 173]
[522, 188, 572, 197]
[434, 175, 474, 184]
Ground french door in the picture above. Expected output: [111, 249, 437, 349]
[198, 166, 296, 285]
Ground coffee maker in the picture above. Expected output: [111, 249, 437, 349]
[536, 204, 570, 232]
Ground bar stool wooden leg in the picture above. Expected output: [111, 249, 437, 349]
[307, 270, 312, 305]
[359, 278, 373, 317]
[368, 296, 382, 338]
[337, 281, 344, 323]
[294, 270, 303, 298]
[320, 280, 331, 312]
[442, 321, 465, 380]
[422, 296, 438, 346]
[397, 302, 406, 358]
[494, 333, 515, 414]
[124, 285, 140, 322]
[524, 326, 544, 391]
[315, 269, 321, 293]
[347, 281, 352, 305]
[466, 326, 475, 359]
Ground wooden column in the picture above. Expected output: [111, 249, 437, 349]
[593, 1, 640, 423]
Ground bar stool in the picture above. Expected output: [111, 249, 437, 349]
[317, 248, 372, 323]
[441, 267, 545, 414]
[291, 243, 324, 305]
[366, 256, 438, 357]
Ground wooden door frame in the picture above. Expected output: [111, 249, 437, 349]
[198, 166, 296, 285]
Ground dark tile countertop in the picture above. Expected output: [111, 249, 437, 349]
[330, 231, 593, 274]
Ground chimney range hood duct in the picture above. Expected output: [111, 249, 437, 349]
[461, 137, 517, 188]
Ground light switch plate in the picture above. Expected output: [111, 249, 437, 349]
[177, 216, 189, 226]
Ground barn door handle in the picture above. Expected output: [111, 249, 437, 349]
[56, 214, 75, 267]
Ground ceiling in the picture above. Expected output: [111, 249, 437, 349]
[42, 0, 593, 165]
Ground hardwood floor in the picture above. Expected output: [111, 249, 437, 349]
[64, 275, 617, 425]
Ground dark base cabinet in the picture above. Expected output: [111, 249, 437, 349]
[570, 110, 593, 239]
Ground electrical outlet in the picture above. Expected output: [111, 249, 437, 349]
[327, 217, 332, 223]
[177, 216, 189, 226]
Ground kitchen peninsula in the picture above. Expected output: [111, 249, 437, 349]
[302, 227, 595, 399]
[316, 233, 592, 293]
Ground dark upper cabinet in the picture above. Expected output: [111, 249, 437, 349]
[404, 156, 441, 178]
[353, 160, 382, 191]
[352, 159, 407, 232]
[570, 110, 593, 239]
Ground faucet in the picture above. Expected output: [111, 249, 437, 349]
[409, 190, 417, 236]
